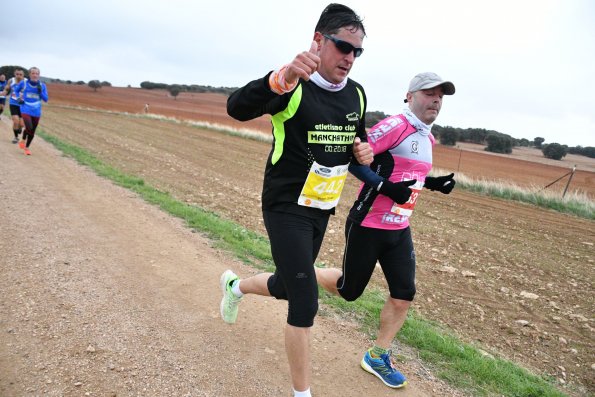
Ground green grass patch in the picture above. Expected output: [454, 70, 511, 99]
[323, 288, 567, 397]
[400, 312, 564, 396]
[39, 130, 569, 397]
[40, 131, 274, 270]
[434, 168, 595, 220]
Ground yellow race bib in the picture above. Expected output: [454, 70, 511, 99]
[298, 162, 349, 210]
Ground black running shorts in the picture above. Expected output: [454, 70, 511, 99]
[337, 219, 416, 302]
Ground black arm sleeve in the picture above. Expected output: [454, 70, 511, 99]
[348, 163, 383, 189]
[227, 71, 288, 121]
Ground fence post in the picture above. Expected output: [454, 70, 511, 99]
[562, 165, 577, 198]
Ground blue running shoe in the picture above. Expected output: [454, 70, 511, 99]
[361, 350, 407, 388]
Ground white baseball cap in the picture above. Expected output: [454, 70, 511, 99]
[404, 72, 455, 102]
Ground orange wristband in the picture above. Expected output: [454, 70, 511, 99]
[269, 65, 298, 95]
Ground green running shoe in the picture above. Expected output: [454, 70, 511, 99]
[220, 270, 242, 324]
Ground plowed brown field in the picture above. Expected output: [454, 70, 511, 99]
[48, 84, 595, 198]
[23, 84, 595, 395]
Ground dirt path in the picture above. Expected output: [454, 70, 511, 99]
[0, 124, 464, 396]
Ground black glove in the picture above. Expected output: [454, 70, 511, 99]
[378, 179, 416, 204]
[424, 173, 456, 194]
[37, 85, 42, 94]
[18, 98, 24, 104]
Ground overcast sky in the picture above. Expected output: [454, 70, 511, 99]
[3, 0, 594, 147]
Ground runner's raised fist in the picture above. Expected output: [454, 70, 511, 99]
[285, 40, 321, 84]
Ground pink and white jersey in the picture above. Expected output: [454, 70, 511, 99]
[348, 112, 434, 230]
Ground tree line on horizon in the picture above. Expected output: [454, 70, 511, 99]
[0, 65, 111, 88]
[2, 64, 591, 160]
[139, 81, 237, 97]
[367, 111, 594, 160]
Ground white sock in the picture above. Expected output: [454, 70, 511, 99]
[231, 280, 244, 297]
[293, 388, 311, 397]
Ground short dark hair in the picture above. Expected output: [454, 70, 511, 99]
[315, 3, 366, 36]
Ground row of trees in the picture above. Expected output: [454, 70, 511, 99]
[87, 80, 112, 92]
[433, 125, 525, 152]
[44, 77, 93, 85]
[366, 114, 592, 160]
[568, 145, 595, 158]
[1, 66, 113, 89]
[428, 125, 593, 160]
[140, 81, 237, 97]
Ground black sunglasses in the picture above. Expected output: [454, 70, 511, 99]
[323, 34, 364, 58]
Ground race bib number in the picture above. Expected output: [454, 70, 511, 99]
[390, 180, 424, 218]
[298, 162, 349, 210]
